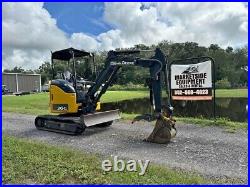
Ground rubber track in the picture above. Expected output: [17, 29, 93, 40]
[35, 115, 85, 135]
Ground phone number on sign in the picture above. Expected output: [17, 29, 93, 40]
[174, 89, 209, 95]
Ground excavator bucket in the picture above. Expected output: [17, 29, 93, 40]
[145, 115, 177, 144]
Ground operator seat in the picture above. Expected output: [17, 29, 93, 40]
[62, 70, 74, 83]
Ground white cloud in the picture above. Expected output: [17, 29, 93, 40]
[102, 2, 248, 48]
[3, 48, 49, 70]
[103, 3, 172, 46]
[2, 2, 248, 70]
[98, 29, 127, 50]
[161, 2, 248, 46]
[69, 33, 100, 51]
[3, 3, 68, 50]
[2, 2, 69, 70]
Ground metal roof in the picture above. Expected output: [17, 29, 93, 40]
[2, 72, 41, 76]
[52, 47, 92, 61]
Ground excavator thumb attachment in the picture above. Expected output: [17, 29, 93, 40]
[145, 115, 177, 144]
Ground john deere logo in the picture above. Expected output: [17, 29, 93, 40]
[182, 66, 198, 74]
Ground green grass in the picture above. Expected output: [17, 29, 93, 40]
[3, 136, 237, 184]
[2, 89, 247, 184]
[177, 117, 247, 132]
[2, 89, 247, 130]
[215, 89, 248, 98]
[2, 89, 247, 115]
[106, 89, 248, 98]
[121, 113, 247, 132]
[2, 93, 50, 115]
[2, 91, 150, 115]
[101, 91, 149, 103]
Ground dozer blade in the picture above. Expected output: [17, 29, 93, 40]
[81, 109, 120, 127]
[145, 116, 177, 144]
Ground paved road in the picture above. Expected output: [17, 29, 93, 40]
[2, 112, 248, 183]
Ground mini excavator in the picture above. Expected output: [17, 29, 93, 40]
[35, 47, 177, 143]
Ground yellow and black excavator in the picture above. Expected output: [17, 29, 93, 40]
[35, 47, 176, 143]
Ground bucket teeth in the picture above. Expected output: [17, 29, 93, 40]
[145, 115, 177, 144]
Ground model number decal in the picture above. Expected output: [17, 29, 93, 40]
[57, 106, 67, 110]
[53, 104, 68, 111]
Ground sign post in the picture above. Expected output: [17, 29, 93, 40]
[169, 57, 216, 120]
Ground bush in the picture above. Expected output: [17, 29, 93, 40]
[215, 78, 231, 89]
[109, 82, 146, 91]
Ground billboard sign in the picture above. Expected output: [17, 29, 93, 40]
[171, 61, 212, 100]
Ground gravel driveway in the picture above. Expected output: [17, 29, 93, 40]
[2, 112, 248, 183]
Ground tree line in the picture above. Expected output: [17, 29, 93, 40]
[4, 41, 248, 88]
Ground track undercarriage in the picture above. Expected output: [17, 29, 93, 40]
[35, 110, 120, 135]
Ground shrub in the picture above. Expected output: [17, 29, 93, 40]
[215, 78, 231, 89]
[109, 82, 146, 91]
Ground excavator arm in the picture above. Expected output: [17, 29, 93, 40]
[84, 48, 177, 143]
[86, 48, 170, 115]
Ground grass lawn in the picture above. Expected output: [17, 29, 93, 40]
[121, 113, 247, 132]
[215, 89, 248, 98]
[3, 135, 235, 184]
[2, 90, 247, 184]
[2, 91, 150, 115]
[2, 89, 247, 115]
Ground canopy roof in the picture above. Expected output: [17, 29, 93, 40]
[52, 48, 92, 61]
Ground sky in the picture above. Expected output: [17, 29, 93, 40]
[2, 2, 248, 70]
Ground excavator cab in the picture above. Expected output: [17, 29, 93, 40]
[49, 48, 99, 114]
[35, 48, 119, 135]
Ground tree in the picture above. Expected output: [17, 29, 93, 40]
[4, 66, 25, 73]
[134, 44, 151, 50]
[226, 46, 233, 53]
[37, 62, 53, 85]
[209, 44, 220, 51]
[6, 41, 248, 88]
